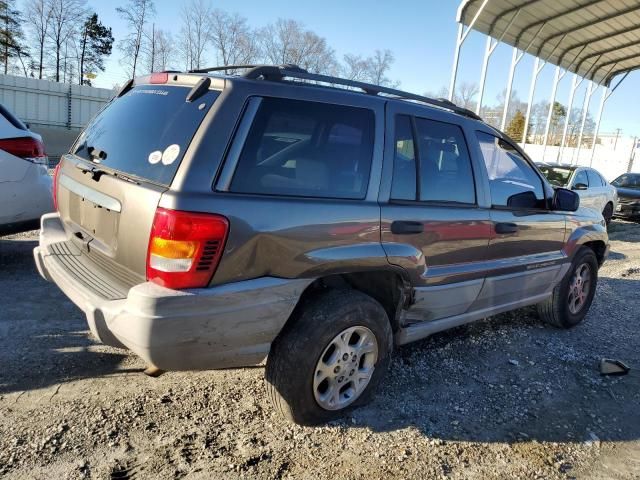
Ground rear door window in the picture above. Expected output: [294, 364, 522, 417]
[415, 118, 475, 204]
[72, 85, 220, 186]
[587, 169, 603, 187]
[229, 98, 375, 199]
[390, 115, 416, 200]
[390, 115, 476, 204]
[573, 170, 589, 188]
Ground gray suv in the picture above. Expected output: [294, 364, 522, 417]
[34, 65, 609, 425]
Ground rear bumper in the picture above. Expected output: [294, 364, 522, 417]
[34, 213, 311, 370]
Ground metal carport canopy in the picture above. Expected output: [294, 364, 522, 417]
[457, 0, 640, 86]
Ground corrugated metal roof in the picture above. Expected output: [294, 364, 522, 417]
[457, 0, 640, 85]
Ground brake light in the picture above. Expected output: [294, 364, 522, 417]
[150, 72, 168, 84]
[147, 208, 229, 289]
[52, 162, 62, 210]
[0, 136, 48, 164]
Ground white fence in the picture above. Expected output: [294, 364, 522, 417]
[0, 74, 113, 131]
[523, 140, 639, 182]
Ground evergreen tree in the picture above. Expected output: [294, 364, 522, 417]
[78, 13, 113, 85]
[0, 0, 29, 74]
[505, 110, 526, 142]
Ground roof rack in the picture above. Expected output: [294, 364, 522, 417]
[188, 64, 258, 74]
[186, 63, 482, 121]
[239, 65, 483, 121]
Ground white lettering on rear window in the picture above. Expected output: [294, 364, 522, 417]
[130, 89, 169, 96]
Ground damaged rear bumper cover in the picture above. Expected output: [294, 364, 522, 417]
[33, 213, 311, 371]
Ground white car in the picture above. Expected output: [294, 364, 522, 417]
[537, 164, 618, 224]
[0, 104, 53, 235]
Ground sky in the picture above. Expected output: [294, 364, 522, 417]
[75, 0, 640, 139]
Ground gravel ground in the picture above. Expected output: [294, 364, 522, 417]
[1, 221, 639, 479]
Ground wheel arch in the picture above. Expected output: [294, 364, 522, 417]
[283, 268, 411, 335]
[565, 222, 609, 267]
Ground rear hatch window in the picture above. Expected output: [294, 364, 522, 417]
[72, 84, 220, 186]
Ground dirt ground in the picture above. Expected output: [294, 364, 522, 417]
[1, 221, 639, 479]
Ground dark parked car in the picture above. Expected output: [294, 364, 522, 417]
[34, 65, 609, 425]
[611, 172, 640, 220]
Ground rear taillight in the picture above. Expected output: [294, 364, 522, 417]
[146, 208, 229, 289]
[52, 161, 62, 210]
[0, 137, 48, 165]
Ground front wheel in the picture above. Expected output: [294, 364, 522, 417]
[537, 247, 599, 328]
[265, 289, 393, 425]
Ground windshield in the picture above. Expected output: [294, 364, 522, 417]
[72, 84, 219, 186]
[612, 173, 640, 189]
[537, 166, 575, 187]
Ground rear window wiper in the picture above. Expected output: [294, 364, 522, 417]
[75, 162, 140, 185]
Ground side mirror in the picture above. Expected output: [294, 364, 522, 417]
[554, 188, 580, 212]
[572, 182, 588, 191]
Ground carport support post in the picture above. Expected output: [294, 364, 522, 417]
[573, 82, 595, 165]
[500, 47, 520, 131]
[500, 23, 545, 132]
[589, 72, 630, 166]
[476, 10, 521, 115]
[448, 0, 489, 102]
[449, 24, 464, 102]
[522, 57, 544, 148]
[558, 74, 584, 162]
[587, 86, 607, 166]
[477, 36, 496, 115]
[542, 66, 566, 161]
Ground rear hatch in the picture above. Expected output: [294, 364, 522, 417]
[54, 78, 220, 296]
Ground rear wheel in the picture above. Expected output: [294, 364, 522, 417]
[265, 289, 393, 425]
[537, 247, 598, 328]
[602, 202, 613, 226]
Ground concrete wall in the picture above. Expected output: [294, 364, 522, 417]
[0, 74, 114, 161]
[0, 74, 113, 131]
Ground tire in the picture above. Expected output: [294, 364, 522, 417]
[265, 289, 393, 425]
[536, 247, 599, 328]
[602, 202, 613, 226]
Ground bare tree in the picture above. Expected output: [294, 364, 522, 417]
[154, 29, 174, 71]
[341, 50, 399, 87]
[424, 86, 450, 99]
[364, 49, 397, 87]
[24, 0, 50, 78]
[47, 0, 87, 81]
[455, 82, 479, 110]
[209, 9, 257, 68]
[177, 0, 212, 71]
[144, 26, 173, 72]
[116, 0, 155, 78]
[341, 53, 368, 81]
[259, 18, 337, 74]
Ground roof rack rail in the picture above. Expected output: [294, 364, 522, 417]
[188, 64, 258, 74]
[241, 65, 482, 121]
